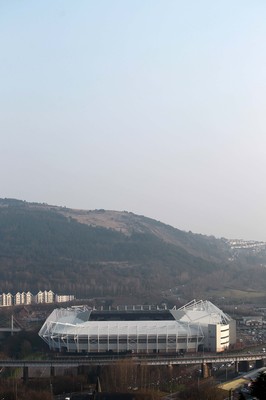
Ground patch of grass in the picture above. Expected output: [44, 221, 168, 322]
[207, 288, 266, 300]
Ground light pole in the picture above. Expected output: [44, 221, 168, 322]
[50, 382, 53, 400]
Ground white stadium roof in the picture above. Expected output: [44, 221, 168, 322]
[40, 307, 203, 337]
[171, 299, 231, 325]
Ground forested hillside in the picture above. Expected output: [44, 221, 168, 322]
[0, 198, 266, 304]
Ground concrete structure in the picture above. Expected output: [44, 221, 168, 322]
[39, 299, 236, 354]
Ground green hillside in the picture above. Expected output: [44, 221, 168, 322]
[0, 198, 266, 304]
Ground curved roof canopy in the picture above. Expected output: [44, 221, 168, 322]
[171, 299, 231, 325]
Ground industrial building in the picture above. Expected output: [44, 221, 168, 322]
[39, 299, 236, 354]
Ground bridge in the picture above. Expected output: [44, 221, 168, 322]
[1, 352, 266, 381]
[1, 352, 265, 367]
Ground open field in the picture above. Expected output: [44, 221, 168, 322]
[208, 288, 266, 301]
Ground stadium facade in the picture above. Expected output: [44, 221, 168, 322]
[39, 300, 236, 354]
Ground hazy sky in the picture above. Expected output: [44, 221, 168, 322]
[1, 1, 266, 241]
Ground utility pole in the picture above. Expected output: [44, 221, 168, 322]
[11, 314, 14, 336]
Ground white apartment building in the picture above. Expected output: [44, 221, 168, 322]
[14, 291, 34, 305]
[36, 290, 45, 304]
[45, 290, 55, 303]
[0, 290, 74, 306]
[14, 292, 26, 305]
[36, 290, 55, 304]
[55, 294, 75, 303]
[26, 291, 34, 304]
[1, 292, 13, 307]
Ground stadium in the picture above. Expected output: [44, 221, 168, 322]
[39, 299, 236, 354]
